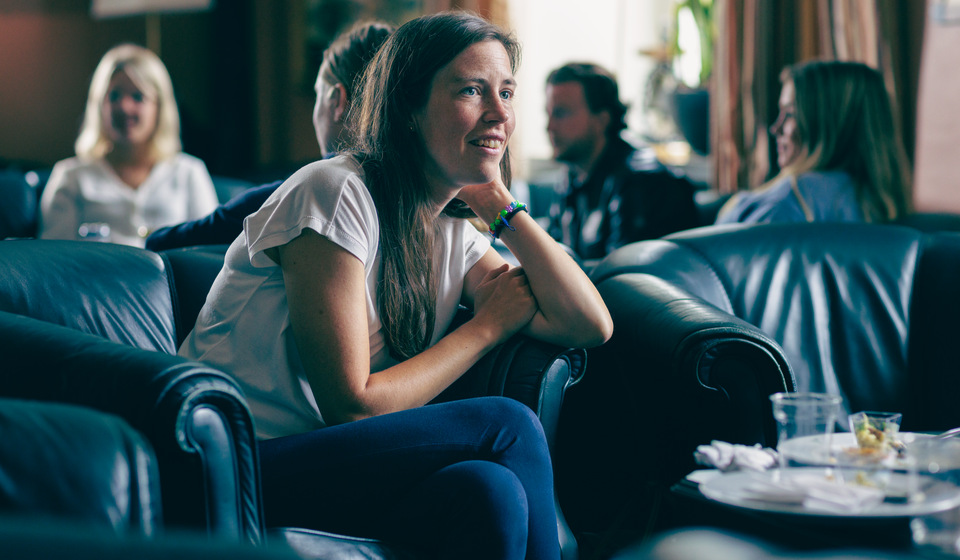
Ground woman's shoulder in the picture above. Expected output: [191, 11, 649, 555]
[46, 156, 108, 189]
[293, 154, 363, 182]
[50, 156, 97, 174]
[715, 176, 802, 224]
[738, 175, 795, 205]
[244, 154, 376, 267]
[167, 152, 206, 167]
[281, 155, 367, 200]
[796, 170, 854, 192]
[796, 170, 862, 220]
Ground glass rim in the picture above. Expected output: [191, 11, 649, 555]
[849, 410, 902, 417]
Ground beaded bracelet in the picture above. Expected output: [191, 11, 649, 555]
[488, 201, 528, 240]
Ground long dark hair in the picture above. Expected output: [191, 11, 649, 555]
[776, 60, 911, 221]
[351, 11, 520, 360]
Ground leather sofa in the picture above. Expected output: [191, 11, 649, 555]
[555, 221, 960, 555]
[0, 238, 586, 558]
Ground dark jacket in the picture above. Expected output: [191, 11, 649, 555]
[548, 137, 700, 260]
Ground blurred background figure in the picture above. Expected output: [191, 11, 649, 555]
[544, 62, 700, 263]
[39, 43, 218, 247]
[145, 21, 395, 252]
[716, 60, 912, 225]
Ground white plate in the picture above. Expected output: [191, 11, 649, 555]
[700, 467, 960, 518]
[779, 432, 927, 469]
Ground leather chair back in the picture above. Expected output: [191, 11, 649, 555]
[0, 240, 177, 353]
[593, 222, 960, 430]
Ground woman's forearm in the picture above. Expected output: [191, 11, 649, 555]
[465, 186, 612, 348]
[318, 318, 503, 424]
[496, 210, 612, 348]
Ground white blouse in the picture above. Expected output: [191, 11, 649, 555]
[39, 153, 219, 247]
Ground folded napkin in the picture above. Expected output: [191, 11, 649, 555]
[694, 440, 779, 472]
[740, 471, 885, 512]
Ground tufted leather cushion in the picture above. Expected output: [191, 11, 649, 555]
[0, 240, 177, 353]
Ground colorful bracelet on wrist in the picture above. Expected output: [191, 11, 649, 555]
[488, 200, 528, 240]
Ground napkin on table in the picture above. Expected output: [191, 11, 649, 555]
[694, 440, 779, 472]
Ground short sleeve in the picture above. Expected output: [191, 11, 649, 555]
[244, 157, 378, 269]
[459, 218, 491, 273]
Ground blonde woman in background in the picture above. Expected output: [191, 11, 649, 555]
[40, 43, 218, 247]
[716, 60, 911, 224]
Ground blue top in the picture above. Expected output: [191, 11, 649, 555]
[715, 170, 863, 225]
[145, 180, 282, 251]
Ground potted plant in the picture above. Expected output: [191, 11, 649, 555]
[671, 0, 714, 155]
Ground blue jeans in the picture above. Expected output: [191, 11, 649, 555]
[258, 396, 560, 560]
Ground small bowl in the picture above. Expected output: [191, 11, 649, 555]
[848, 411, 902, 451]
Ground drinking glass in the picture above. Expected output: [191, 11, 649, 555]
[769, 392, 843, 472]
[909, 437, 960, 554]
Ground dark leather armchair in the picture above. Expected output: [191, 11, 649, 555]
[556, 222, 960, 554]
[0, 238, 586, 558]
[0, 397, 160, 535]
[0, 240, 263, 543]
[0, 397, 306, 559]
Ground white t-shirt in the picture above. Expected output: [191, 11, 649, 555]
[39, 153, 219, 247]
[179, 155, 491, 439]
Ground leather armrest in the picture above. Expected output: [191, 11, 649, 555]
[0, 311, 264, 544]
[555, 272, 795, 536]
[431, 333, 585, 453]
[594, 273, 794, 454]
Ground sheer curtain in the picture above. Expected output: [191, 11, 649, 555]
[712, 0, 924, 195]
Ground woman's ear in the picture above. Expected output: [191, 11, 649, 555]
[330, 83, 348, 123]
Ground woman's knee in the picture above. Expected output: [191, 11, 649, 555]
[433, 461, 529, 553]
[468, 396, 546, 440]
